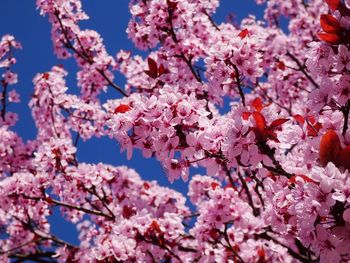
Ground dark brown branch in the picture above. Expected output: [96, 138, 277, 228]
[221, 161, 236, 187]
[342, 100, 350, 136]
[258, 232, 317, 263]
[253, 82, 292, 115]
[9, 252, 56, 263]
[0, 238, 43, 255]
[202, 9, 220, 31]
[51, 197, 115, 220]
[286, 51, 319, 89]
[86, 186, 116, 220]
[251, 171, 265, 207]
[166, 6, 202, 83]
[221, 225, 245, 263]
[225, 60, 246, 106]
[259, 143, 293, 179]
[1, 44, 14, 121]
[237, 172, 259, 216]
[54, 11, 128, 97]
[0, 80, 8, 121]
[23, 195, 115, 220]
[232, 64, 246, 106]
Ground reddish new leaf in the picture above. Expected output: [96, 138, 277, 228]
[122, 205, 136, 219]
[149, 220, 162, 233]
[264, 130, 279, 143]
[317, 32, 340, 44]
[211, 182, 220, 190]
[42, 72, 50, 80]
[319, 129, 341, 167]
[289, 174, 316, 184]
[252, 98, 263, 112]
[45, 196, 53, 204]
[336, 145, 350, 170]
[257, 247, 266, 259]
[293, 114, 305, 125]
[277, 61, 286, 71]
[269, 118, 289, 130]
[320, 14, 341, 33]
[158, 64, 167, 76]
[325, 0, 340, 11]
[167, 0, 178, 10]
[145, 57, 158, 78]
[242, 112, 251, 120]
[143, 182, 150, 190]
[253, 111, 266, 132]
[307, 122, 322, 137]
[238, 28, 249, 39]
[114, 104, 131, 114]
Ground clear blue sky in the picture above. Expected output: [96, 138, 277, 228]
[0, 0, 264, 245]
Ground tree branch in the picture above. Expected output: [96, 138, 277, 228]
[237, 172, 260, 216]
[342, 99, 350, 136]
[286, 51, 319, 89]
[54, 11, 128, 97]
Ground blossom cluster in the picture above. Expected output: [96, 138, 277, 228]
[1, 0, 350, 262]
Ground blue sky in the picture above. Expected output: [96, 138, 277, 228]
[1, 0, 264, 245]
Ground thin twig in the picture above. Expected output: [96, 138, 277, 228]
[22, 195, 115, 220]
[342, 100, 350, 136]
[258, 232, 316, 263]
[237, 172, 259, 216]
[286, 51, 319, 89]
[54, 11, 127, 97]
[221, 225, 245, 263]
[202, 9, 220, 31]
[0, 80, 8, 121]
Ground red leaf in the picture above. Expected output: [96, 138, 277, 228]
[148, 57, 158, 73]
[293, 114, 305, 125]
[308, 115, 316, 124]
[251, 98, 263, 112]
[257, 247, 266, 259]
[320, 14, 341, 33]
[149, 220, 162, 233]
[289, 174, 316, 184]
[238, 28, 249, 39]
[277, 61, 286, 71]
[307, 122, 322, 137]
[211, 182, 220, 190]
[307, 127, 318, 137]
[317, 32, 340, 44]
[167, 0, 178, 10]
[122, 205, 136, 219]
[267, 172, 277, 181]
[145, 57, 158, 78]
[242, 112, 251, 120]
[314, 122, 323, 131]
[158, 64, 167, 76]
[319, 129, 341, 167]
[253, 112, 266, 132]
[269, 118, 289, 130]
[245, 177, 252, 182]
[336, 145, 350, 170]
[325, 0, 340, 11]
[114, 104, 131, 114]
[264, 130, 280, 142]
[143, 182, 150, 190]
[45, 197, 53, 204]
[43, 72, 50, 80]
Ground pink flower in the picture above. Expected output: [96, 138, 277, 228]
[8, 90, 20, 103]
[2, 71, 17, 85]
[334, 45, 350, 72]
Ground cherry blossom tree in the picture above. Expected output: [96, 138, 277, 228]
[1, 0, 350, 262]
